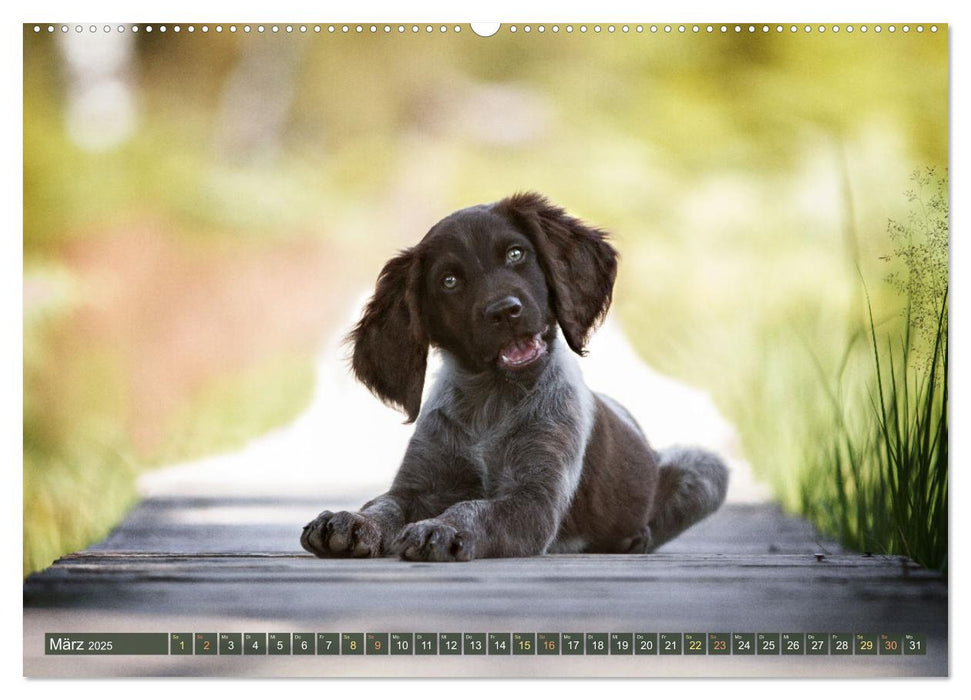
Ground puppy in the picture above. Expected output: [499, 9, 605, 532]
[301, 193, 728, 561]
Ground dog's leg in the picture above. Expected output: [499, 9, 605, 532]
[392, 447, 575, 562]
[392, 493, 563, 562]
[644, 446, 729, 552]
[301, 430, 485, 558]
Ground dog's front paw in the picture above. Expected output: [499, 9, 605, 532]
[392, 519, 473, 562]
[301, 510, 382, 558]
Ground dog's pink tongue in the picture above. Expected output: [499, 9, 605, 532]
[500, 335, 542, 367]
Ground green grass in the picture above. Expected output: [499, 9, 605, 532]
[619, 168, 948, 571]
[800, 292, 948, 570]
[22, 355, 315, 578]
[22, 280, 316, 578]
[23, 439, 138, 577]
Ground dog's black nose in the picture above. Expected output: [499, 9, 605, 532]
[485, 296, 523, 323]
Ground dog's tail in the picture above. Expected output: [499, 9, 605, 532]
[646, 446, 729, 552]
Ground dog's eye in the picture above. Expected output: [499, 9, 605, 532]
[506, 246, 525, 264]
[441, 274, 459, 290]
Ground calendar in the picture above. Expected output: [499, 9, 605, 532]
[45, 631, 927, 657]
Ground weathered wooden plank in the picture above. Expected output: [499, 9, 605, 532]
[29, 552, 939, 584]
[23, 498, 947, 677]
[24, 552, 945, 635]
[84, 499, 848, 555]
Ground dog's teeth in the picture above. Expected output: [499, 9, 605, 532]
[498, 333, 546, 368]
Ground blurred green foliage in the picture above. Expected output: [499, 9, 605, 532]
[152, 354, 316, 467]
[23, 25, 947, 575]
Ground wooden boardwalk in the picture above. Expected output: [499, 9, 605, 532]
[23, 494, 947, 677]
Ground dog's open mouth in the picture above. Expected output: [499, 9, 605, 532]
[497, 332, 548, 370]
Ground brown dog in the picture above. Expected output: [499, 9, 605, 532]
[301, 193, 728, 561]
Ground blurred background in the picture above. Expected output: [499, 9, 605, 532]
[23, 24, 947, 576]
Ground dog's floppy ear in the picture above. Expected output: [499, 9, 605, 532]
[499, 192, 618, 355]
[348, 248, 427, 423]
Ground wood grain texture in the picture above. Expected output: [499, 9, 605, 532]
[23, 500, 947, 677]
